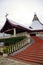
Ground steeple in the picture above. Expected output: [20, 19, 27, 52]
[5, 13, 8, 19]
[33, 13, 39, 21]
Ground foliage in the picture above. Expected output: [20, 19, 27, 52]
[3, 47, 8, 53]
[0, 36, 26, 46]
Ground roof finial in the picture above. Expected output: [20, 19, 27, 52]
[34, 12, 36, 15]
[5, 13, 8, 19]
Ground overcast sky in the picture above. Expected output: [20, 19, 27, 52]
[0, 0, 43, 29]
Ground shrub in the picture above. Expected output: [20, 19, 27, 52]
[3, 47, 8, 54]
[0, 36, 26, 46]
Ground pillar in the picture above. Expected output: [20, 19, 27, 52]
[14, 28, 16, 37]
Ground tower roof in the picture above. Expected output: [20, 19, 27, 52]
[29, 13, 43, 30]
[33, 14, 39, 21]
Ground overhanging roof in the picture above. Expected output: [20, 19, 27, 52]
[0, 18, 30, 34]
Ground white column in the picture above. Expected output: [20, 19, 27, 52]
[3, 32, 5, 38]
[14, 28, 16, 37]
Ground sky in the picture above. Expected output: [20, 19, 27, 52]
[0, 0, 43, 29]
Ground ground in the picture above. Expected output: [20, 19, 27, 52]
[0, 56, 42, 65]
[0, 56, 31, 65]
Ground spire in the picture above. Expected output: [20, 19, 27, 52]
[33, 13, 39, 21]
[5, 13, 8, 19]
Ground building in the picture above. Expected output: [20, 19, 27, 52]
[0, 13, 43, 37]
[0, 18, 30, 38]
[0, 18, 30, 54]
[29, 14, 43, 36]
[0, 13, 43, 54]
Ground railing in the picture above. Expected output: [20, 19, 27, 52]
[0, 37, 30, 54]
[0, 33, 11, 39]
[16, 32, 30, 37]
[36, 34, 43, 37]
[0, 32, 30, 39]
[8, 37, 30, 54]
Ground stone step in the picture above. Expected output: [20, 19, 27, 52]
[14, 56, 43, 64]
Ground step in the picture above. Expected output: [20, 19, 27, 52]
[17, 54, 43, 59]
[27, 53, 43, 55]
[14, 54, 43, 60]
[23, 55, 43, 59]
[18, 52, 43, 56]
[14, 56, 43, 64]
